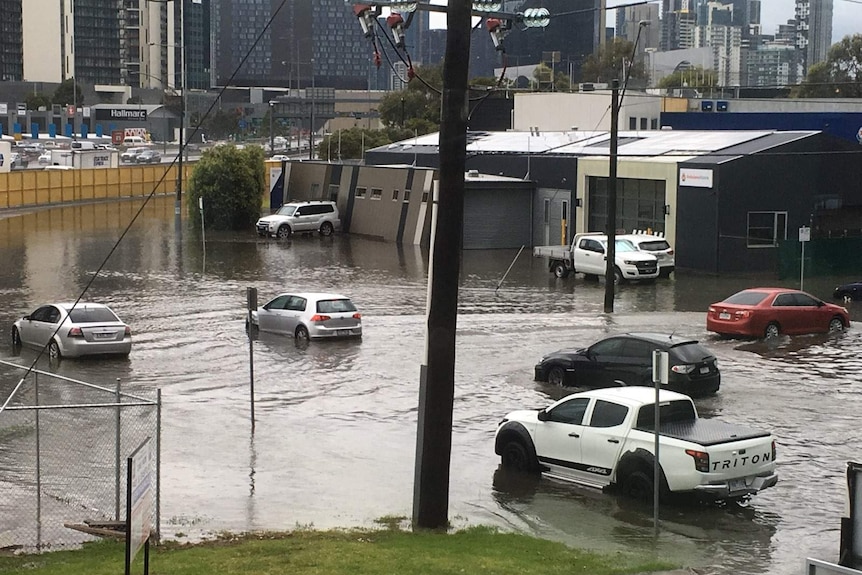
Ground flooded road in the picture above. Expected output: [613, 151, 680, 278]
[1, 196, 861, 574]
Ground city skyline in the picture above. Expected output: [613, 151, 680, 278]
[427, 1, 861, 43]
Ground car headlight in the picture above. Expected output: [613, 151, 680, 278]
[623, 259, 637, 265]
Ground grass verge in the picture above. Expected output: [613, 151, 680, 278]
[0, 526, 678, 575]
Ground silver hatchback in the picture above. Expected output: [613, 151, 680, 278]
[12, 302, 132, 359]
[249, 292, 362, 340]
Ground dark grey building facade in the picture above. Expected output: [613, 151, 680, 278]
[0, 0, 23, 81]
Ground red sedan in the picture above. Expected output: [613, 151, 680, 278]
[707, 287, 850, 339]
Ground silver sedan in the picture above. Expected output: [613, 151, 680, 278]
[12, 302, 132, 359]
[249, 292, 362, 340]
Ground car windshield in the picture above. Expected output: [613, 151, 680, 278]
[68, 307, 121, 323]
[638, 240, 670, 251]
[615, 240, 636, 252]
[316, 299, 357, 314]
[723, 291, 769, 305]
[635, 400, 697, 429]
[276, 205, 297, 216]
[670, 342, 714, 363]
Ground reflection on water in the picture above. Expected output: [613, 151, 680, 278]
[0, 197, 860, 574]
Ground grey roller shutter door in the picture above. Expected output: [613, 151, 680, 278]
[463, 188, 532, 249]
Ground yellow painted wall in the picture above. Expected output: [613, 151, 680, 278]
[0, 165, 191, 209]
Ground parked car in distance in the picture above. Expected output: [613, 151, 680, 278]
[12, 302, 132, 359]
[707, 287, 850, 339]
[248, 292, 362, 340]
[121, 147, 148, 163]
[833, 281, 862, 301]
[135, 149, 162, 164]
[534, 332, 720, 395]
[38, 151, 52, 165]
[617, 233, 675, 277]
[9, 152, 26, 169]
[270, 154, 289, 161]
[255, 201, 340, 239]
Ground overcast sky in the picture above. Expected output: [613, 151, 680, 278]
[428, 1, 861, 43]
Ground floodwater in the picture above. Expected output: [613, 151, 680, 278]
[1, 196, 861, 574]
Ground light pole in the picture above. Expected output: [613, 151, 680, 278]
[308, 57, 315, 160]
[269, 100, 276, 157]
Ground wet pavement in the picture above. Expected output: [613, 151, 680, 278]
[1, 196, 861, 574]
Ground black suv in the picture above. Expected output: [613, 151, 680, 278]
[534, 332, 720, 395]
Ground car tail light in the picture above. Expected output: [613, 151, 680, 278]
[67, 327, 83, 338]
[353, 313, 362, 319]
[772, 440, 776, 462]
[309, 314, 331, 322]
[671, 364, 695, 374]
[124, 326, 131, 336]
[667, 249, 674, 255]
[734, 310, 751, 318]
[708, 306, 716, 314]
[685, 449, 710, 472]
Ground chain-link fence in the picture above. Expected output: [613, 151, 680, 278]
[0, 359, 160, 552]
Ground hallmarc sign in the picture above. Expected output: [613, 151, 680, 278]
[94, 108, 148, 122]
[679, 168, 714, 189]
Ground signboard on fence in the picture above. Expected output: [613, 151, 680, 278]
[125, 437, 153, 575]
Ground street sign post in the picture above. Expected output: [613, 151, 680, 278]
[799, 226, 810, 291]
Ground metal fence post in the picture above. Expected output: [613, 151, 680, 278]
[115, 378, 121, 521]
[35, 371, 42, 548]
[156, 389, 162, 543]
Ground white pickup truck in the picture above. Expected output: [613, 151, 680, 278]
[494, 387, 778, 502]
[533, 232, 659, 282]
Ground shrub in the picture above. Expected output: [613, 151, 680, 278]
[187, 145, 264, 230]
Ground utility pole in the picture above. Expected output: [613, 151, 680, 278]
[308, 58, 315, 160]
[175, 0, 185, 219]
[603, 79, 620, 313]
[412, 0, 471, 531]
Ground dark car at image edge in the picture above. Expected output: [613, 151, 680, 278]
[534, 332, 720, 396]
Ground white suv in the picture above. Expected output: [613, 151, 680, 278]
[617, 233, 675, 277]
[256, 201, 340, 239]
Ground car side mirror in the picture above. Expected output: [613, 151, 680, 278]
[817, 300, 825, 307]
[537, 409, 550, 422]
[23, 315, 30, 321]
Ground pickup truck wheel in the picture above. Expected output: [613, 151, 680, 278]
[764, 322, 780, 339]
[613, 267, 624, 285]
[276, 225, 292, 239]
[828, 317, 845, 333]
[500, 440, 536, 473]
[548, 367, 566, 386]
[622, 470, 654, 502]
[553, 263, 570, 279]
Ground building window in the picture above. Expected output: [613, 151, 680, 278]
[629, 117, 637, 130]
[404, 190, 411, 202]
[651, 118, 658, 130]
[392, 189, 400, 201]
[355, 187, 366, 198]
[587, 176, 667, 235]
[370, 188, 382, 200]
[543, 198, 550, 224]
[421, 191, 429, 203]
[328, 184, 339, 202]
[640, 117, 648, 130]
[747, 211, 787, 248]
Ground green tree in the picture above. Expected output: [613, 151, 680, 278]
[187, 145, 264, 230]
[794, 34, 862, 98]
[531, 63, 571, 91]
[378, 63, 444, 131]
[316, 127, 415, 161]
[580, 39, 646, 84]
[53, 78, 83, 107]
[195, 108, 241, 141]
[658, 67, 718, 90]
[26, 93, 52, 111]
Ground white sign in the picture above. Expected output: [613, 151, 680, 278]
[127, 438, 154, 563]
[679, 168, 714, 189]
[799, 226, 810, 242]
[0, 103, 7, 115]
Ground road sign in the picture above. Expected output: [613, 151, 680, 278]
[799, 226, 810, 242]
[67, 105, 76, 117]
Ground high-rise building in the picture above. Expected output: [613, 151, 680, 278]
[795, 0, 833, 73]
[493, 0, 606, 84]
[213, 0, 369, 89]
[661, 0, 697, 51]
[617, 4, 661, 56]
[0, 0, 23, 81]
